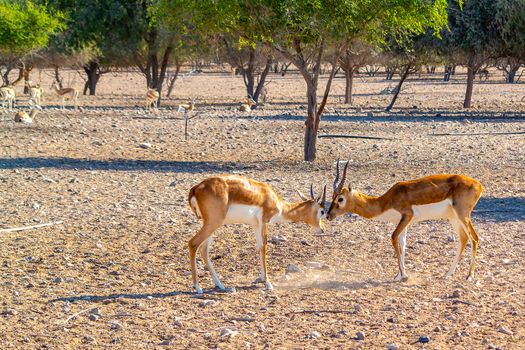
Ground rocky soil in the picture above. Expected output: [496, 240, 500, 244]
[0, 68, 524, 349]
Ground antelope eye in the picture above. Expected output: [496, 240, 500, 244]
[338, 197, 344, 203]
[320, 210, 325, 215]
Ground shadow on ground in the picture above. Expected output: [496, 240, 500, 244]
[473, 196, 525, 222]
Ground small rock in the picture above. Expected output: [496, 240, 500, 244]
[233, 229, 241, 235]
[1, 308, 17, 316]
[174, 320, 183, 328]
[356, 331, 366, 340]
[386, 343, 398, 350]
[219, 328, 238, 338]
[497, 326, 513, 335]
[286, 264, 303, 274]
[418, 335, 430, 343]
[53, 277, 63, 284]
[306, 331, 321, 339]
[31, 202, 40, 210]
[92, 140, 103, 146]
[451, 290, 461, 298]
[300, 239, 312, 246]
[169, 181, 177, 187]
[109, 321, 122, 330]
[83, 335, 95, 343]
[270, 235, 287, 244]
[198, 299, 217, 308]
[354, 304, 362, 313]
[139, 142, 152, 149]
[88, 314, 99, 321]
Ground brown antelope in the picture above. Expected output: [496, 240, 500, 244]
[52, 82, 78, 110]
[26, 81, 44, 106]
[178, 98, 196, 113]
[188, 175, 327, 294]
[14, 107, 40, 123]
[327, 161, 483, 282]
[239, 96, 256, 112]
[0, 86, 16, 111]
[145, 88, 159, 111]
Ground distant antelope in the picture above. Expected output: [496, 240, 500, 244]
[260, 87, 269, 104]
[239, 96, 256, 112]
[178, 98, 196, 113]
[0, 86, 16, 111]
[14, 107, 40, 123]
[188, 175, 327, 294]
[145, 88, 159, 111]
[26, 81, 44, 106]
[478, 69, 489, 81]
[327, 161, 483, 281]
[52, 82, 78, 110]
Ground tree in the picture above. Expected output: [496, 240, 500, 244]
[0, 0, 63, 85]
[338, 39, 377, 104]
[442, 0, 499, 108]
[226, 0, 450, 161]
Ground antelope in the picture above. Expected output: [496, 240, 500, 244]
[52, 82, 78, 110]
[145, 88, 159, 111]
[239, 96, 256, 112]
[26, 81, 44, 106]
[327, 161, 483, 282]
[188, 175, 327, 294]
[178, 98, 196, 113]
[14, 107, 40, 123]
[0, 86, 16, 111]
[260, 86, 269, 104]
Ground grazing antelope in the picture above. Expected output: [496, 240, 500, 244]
[26, 81, 44, 106]
[52, 82, 78, 110]
[239, 96, 256, 112]
[188, 175, 327, 294]
[14, 106, 41, 123]
[145, 88, 159, 111]
[260, 86, 269, 104]
[327, 161, 483, 282]
[178, 98, 196, 113]
[0, 86, 16, 111]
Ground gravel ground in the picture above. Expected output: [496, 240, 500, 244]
[1, 69, 524, 349]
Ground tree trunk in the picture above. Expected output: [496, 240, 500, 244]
[344, 67, 354, 104]
[166, 61, 182, 97]
[463, 64, 475, 108]
[83, 61, 100, 95]
[386, 64, 411, 111]
[252, 58, 272, 107]
[506, 64, 519, 83]
[304, 82, 318, 161]
[463, 54, 479, 108]
[54, 67, 63, 89]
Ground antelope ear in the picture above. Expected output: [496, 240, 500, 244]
[296, 189, 308, 201]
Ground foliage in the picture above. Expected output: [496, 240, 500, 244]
[0, 0, 64, 55]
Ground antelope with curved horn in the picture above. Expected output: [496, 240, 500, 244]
[188, 175, 327, 294]
[178, 98, 196, 113]
[327, 160, 483, 281]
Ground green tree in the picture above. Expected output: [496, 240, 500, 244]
[0, 0, 63, 85]
[218, 0, 450, 161]
[442, 0, 499, 108]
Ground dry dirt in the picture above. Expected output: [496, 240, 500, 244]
[1, 68, 524, 349]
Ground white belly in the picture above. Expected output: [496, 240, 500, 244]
[373, 199, 453, 224]
[223, 204, 262, 225]
[412, 199, 453, 222]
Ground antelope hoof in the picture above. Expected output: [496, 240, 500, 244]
[466, 273, 474, 281]
[194, 284, 203, 294]
[265, 281, 274, 291]
[394, 273, 408, 282]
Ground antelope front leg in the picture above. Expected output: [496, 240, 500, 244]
[391, 214, 413, 282]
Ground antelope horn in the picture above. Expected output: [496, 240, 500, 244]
[320, 184, 326, 204]
[336, 160, 350, 193]
[310, 184, 315, 199]
[333, 159, 341, 192]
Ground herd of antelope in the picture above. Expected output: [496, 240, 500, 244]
[0, 80, 79, 123]
[188, 161, 482, 293]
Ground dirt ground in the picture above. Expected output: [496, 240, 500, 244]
[1, 68, 524, 349]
